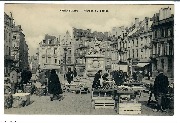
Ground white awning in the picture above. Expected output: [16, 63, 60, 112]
[135, 63, 149, 67]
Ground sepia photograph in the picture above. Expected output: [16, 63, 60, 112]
[3, 3, 174, 116]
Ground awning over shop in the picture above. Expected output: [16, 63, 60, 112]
[135, 63, 149, 67]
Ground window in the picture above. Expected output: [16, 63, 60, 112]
[136, 49, 138, 58]
[137, 39, 138, 47]
[132, 49, 134, 58]
[168, 58, 172, 70]
[67, 57, 71, 64]
[49, 40, 52, 44]
[161, 59, 164, 69]
[132, 40, 134, 47]
[154, 31, 157, 38]
[55, 59, 57, 63]
[48, 57, 51, 64]
[161, 29, 164, 37]
[54, 48, 57, 54]
[9, 47, 10, 55]
[169, 42, 173, 55]
[13, 35, 16, 39]
[70, 42, 71, 45]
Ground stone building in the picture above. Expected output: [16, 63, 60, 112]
[11, 25, 29, 71]
[151, 7, 174, 78]
[4, 12, 14, 76]
[60, 31, 75, 74]
[38, 34, 61, 71]
[73, 28, 111, 76]
[123, 17, 153, 75]
[110, 36, 119, 71]
[73, 28, 91, 76]
[29, 55, 39, 74]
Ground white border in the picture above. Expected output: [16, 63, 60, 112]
[0, 1, 179, 123]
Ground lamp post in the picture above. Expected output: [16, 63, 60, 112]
[127, 58, 133, 79]
[64, 48, 67, 73]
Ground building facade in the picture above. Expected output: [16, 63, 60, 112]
[60, 31, 75, 74]
[73, 28, 91, 76]
[38, 34, 61, 71]
[121, 17, 153, 75]
[29, 55, 39, 74]
[151, 7, 174, 78]
[12, 25, 29, 71]
[4, 12, 14, 76]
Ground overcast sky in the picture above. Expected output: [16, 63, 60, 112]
[4, 4, 174, 56]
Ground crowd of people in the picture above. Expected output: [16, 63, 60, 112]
[8, 67, 32, 94]
[6, 66, 173, 112]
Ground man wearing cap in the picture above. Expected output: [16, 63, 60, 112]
[153, 69, 169, 112]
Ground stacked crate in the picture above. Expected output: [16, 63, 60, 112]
[117, 103, 141, 115]
[65, 83, 78, 92]
[116, 89, 141, 115]
[92, 89, 115, 109]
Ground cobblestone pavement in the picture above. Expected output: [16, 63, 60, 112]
[4, 78, 173, 115]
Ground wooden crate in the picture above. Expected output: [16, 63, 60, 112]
[93, 99, 115, 109]
[12, 93, 31, 108]
[117, 103, 141, 115]
[24, 85, 34, 94]
[35, 86, 47, 96]
[66, 83, 78, 92]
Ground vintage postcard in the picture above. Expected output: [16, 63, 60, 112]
[3, 3, 174, 117]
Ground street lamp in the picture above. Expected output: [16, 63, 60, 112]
[127, 58, 133, 79]
[64, 48, 68, 73]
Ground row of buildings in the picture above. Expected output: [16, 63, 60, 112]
[4, 12, 29, 76]
[34, 7, 173, 78]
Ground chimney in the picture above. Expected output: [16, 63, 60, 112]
[135, 18, 139, 28]
[10, 12, 12, 18]
[145, 17, 149, 31]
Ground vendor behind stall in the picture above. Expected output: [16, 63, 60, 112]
[92, 70, 102, 89]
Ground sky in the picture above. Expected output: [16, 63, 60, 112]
[4, 4, 174, 56]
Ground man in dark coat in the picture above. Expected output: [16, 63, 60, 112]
[48, 69, 63, 101]
[66, 68, 73, 84]
[92, 70, 102, 89]
[153, 69, 169, 111]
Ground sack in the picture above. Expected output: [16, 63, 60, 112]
[12, 93, 31, 108]
[4, 94, 13, 109]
